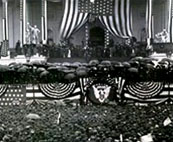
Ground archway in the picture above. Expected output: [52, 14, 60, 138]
[89, 26, 105, 59]
[89, 26, 105, 46]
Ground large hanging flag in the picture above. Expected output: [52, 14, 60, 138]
[99, 0, 133, 38]
[78, 0, 114, 16]
[60, 0, 132, 40]
[59, 0, 89, 40]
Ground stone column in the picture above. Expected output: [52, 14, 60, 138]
[20, 0, 26, 45]
[41, 0, 47, 44]
[2, 0, 8, 41]
[1, 0, 9, 57]
[146, 0, 153, 48]
[168, 0, 173, 42]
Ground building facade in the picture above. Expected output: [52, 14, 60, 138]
[0, 0, 171, 49]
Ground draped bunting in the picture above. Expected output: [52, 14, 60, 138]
[60, 0, 133, 40]
[59, 0, 89, 40]
[99, 0, 133, 38]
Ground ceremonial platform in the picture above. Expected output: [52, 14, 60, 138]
[0, 54, 46, 65]
[0, 0, 171, 107]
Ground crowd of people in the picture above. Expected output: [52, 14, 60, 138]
[14, 37, 150, 61]
[0, 101, 173, 141]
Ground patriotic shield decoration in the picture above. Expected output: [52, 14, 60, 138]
[86, 82, 116, 104]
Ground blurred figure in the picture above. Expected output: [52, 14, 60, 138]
[23, 44, 28, 56]
[31, 25, 40, 44]
[37, 41, 43, 56]
[125, 37, 137, 58]
[15, 40, 21, 55]
[140, 28, 147, 42]
[155, 29, 169, 43]
[26, 22, 32, 44]
[108, 39, 114, 57]
[0, 42, 2, 58]
[59, 40, 68, 58]
[161, 29, 169, 43]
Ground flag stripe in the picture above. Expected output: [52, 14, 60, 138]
[63, 0, 74, 39]
[66, 0, 78, 38]
[99, 0, 132, 38]
[59, 0, 69, 39]
[121, 0, 127, 36]
[74, 13, 89, 32]
[126, 0, 132, 36]
[115, 0, 123, 36]
[60, 0, 89, 40]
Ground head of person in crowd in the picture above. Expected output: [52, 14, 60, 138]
[109, 39, 114, 47]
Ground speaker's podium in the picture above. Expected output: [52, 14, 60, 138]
[151, 43, 173, 60]
[153, 43, 173, 53]
[150, 43, 173, 60]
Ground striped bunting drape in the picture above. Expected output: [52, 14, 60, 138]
[0, 85, 7, 97]
[60, 0, 89, 40]
[99, 0, 133, 38]
[146, 0, 153, 47]
[124, 83, 173, 105]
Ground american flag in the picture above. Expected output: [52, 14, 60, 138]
[78, 0, 114, 15]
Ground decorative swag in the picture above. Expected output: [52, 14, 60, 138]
[59, 0, 133, 40]
[59, 0, 89, 40]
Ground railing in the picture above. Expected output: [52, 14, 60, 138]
[0, 57, 173, 106]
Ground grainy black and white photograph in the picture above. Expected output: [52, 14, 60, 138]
[0, 0, 173, 141]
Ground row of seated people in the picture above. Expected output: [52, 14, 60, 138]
[14, 41, 149, 59]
